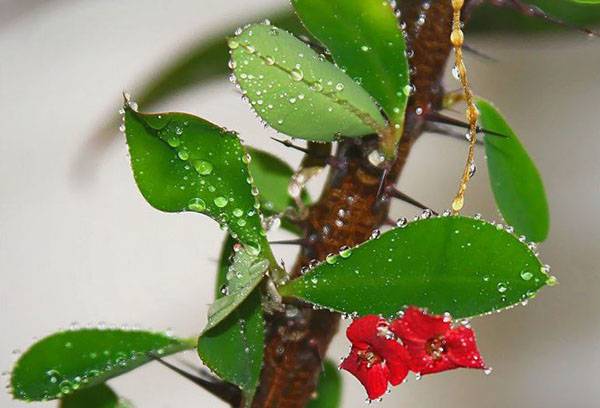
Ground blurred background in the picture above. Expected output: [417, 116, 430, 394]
[1, 0, 599, 407]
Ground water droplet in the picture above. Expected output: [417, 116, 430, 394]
[520, 270, 533, 281]
[451, 196, 464, 212]
[370, 229, 381, 240]
[242, 153, 252, 164]
[193, 160, 213, 175]
[233, 208, 244, 217]
[452, 65, 461, 80]
[214, 197, 228, 208]
[325, 253, 338, 264]
[396, 217, 408, 228]
[227, 38, 239, 49]
[360, 45, 370, 52]
[177, 150, 189, 161]
[497, 282, 508, 293]
[546, 275, 558, 286]
[264, 55, 275, 65]
[290, 68, 304, 81]
[339, 246, 352, 258]
[188, 198, 206, 212]
[335, 83, 345, 91]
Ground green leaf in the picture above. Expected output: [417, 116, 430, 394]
[292, 0, 409, 127]
[307, 360, 342, 408]
[247, 147, 309, 215]
[468, 0, 600, 33]
[199, 238, 265, 406]
[571, 0, 600, 4]
[280, 216, 552, 319]
[60, 384, 130, 408]
[11, 329, 193, 401]
[476, 99, 550, 242]
[205, 245, 269, 331]
[124, 106, 268, 252]
[229, 23, 386, 141]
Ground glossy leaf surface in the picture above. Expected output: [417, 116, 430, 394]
[11, 329, 193, 401]
[205, 245, 269, 331]
[60, 384, 130, 408]
[280, 216, 550, 319]
[476, 99, 550, 242]
[198, 239, 265, 405]
[292, 0, 409, 126]
[229, 23, 385, 141]
[307, 360, 342, 408]
[124, 106, 267, 251]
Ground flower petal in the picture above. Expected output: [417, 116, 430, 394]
[390, 307, 451, 342]
[347, 315, 388, 348]
[340, 349, 389, 400]
[401, 338, 457, 375]
[371, 339, 410, 386]
[446, 326, 486, 369]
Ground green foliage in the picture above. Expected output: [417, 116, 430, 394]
[204, 245, 269, 331]
[280, 216, 551, 319]
[307, 360, 342, 408]
[11, 329, 193, 401]
[292, 0, 409, 127]
[229, 23, 385, 141]
[476, 99, 550, 242]
[247, 147, 308, 214]
[123, 106, 268, 252]
[468, 0, 600, 33]
[60, 384, 130, 408]
[198, 239, 265, 406]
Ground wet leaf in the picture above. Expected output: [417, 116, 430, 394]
[124, 106, 268, 252]
[205, 245, 269, 331]
[476, 99, 550, 242]
[247, 147, 309, 215]
[292, 0, 409, 127]
[199, 239, 265, 406]
[229, 23, 386, 141]
[60, 384, 130, 408]
[11, 329, 193, 401]
[468, 0, 600, 33]
[280, 216, 551, 319]
[307, 360, 342, 408]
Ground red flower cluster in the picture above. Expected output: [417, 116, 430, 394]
[340, 307, 486, 400]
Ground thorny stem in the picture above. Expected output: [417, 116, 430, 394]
[247, 2, 478, 407]
[450, 0, 480, 214]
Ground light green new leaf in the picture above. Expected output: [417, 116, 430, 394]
[60, 384, 131, 408]
[280, 216, 552, 319]
[205, 245, 269, 331]
[307, 360, 342, 408]
[476, 99, 550, 242]
[292, 0, 409, 127]
[11, 329, 193, 401]
[124, 106, 268, 252]
[229, 23, 386, 141]
[198, 238, 265, 406]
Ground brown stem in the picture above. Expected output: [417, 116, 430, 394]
[250, 2, 475, 407]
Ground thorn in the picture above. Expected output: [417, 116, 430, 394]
[150, 354, 241, 407]
[463, 43, 498, 62]
[425, 112, 508, 138]
[386, 186, 438, 215]
[424, 123, 484, 146]
[269, 238, 309, 246]
[271, 137, 312, 154]
[298, 35, 328, 54]
[376, 166, 390, 201]
[490, 0, 600, 38]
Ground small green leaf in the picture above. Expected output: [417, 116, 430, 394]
[205, 245, 269, 331]
[199, 238, 265, 406]
[124, 106, 268, 252]
[476, 99, 550, 242]
[60, 384, 131, 408]
[280, 216, 551, 319]
[247, 147, 309, 214]
[307, 360, 342, 408]
[11, 329, 193, 401]
[229, 23, 386, 141]
[292, 0, 409, 127]
[571, 0, 600, 4]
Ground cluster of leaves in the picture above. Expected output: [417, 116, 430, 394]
[8, 0, 587, 406]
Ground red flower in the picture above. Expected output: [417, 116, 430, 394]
[340, 315, 410, 400]
[390, 307, 485, 375]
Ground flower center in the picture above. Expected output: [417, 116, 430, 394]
[357, 349, 383, 368]
[426, 335, 447, 360]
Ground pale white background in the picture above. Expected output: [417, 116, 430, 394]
[1, 1, 599, 407]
